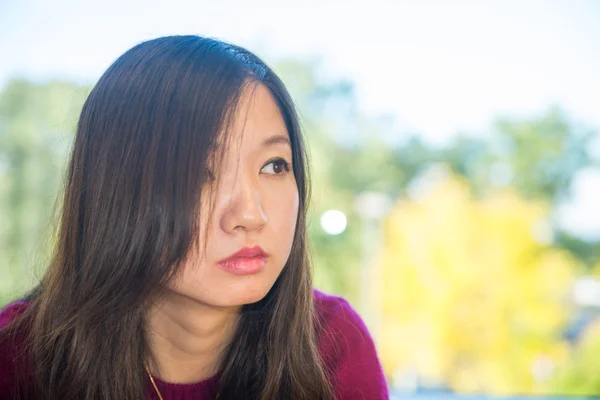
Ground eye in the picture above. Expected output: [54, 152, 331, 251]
[261, 158, 291, 175]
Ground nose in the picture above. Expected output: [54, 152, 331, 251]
[219, 174, 268, 234]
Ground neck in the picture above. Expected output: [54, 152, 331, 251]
[146, 290, 241, 384]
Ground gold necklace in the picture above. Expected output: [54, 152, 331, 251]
[145, 364, 164, 400]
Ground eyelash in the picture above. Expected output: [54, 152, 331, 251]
[261, 158, 291, 175]
[204, 158, 291, 181]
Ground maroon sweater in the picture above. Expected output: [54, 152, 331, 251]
[0, 289, 389, 399]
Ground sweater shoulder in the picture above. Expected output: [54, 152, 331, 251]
[0, 301, 29, 329]
[312, 288, 389, 399]
[313, 289, 369, 341]
[0, 301, 31, 399]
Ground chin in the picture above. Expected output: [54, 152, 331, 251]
[198, 282, 276, 308]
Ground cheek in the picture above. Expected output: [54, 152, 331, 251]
[167, 245, 206, 289]
[264, 188, 298, 272]
[274, 185, 299, 236]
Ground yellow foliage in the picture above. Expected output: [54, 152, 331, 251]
[379, 171, 578, 393]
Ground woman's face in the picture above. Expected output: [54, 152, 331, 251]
[168, 83, 300, 307]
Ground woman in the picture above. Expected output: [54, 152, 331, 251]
[0, 35, 388, 399]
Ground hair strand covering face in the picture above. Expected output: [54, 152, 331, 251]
[1, 35, 334, 400]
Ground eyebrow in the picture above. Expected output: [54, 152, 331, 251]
[262, 134, 291, 148]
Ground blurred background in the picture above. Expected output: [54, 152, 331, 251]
[1, 0, 599, 398]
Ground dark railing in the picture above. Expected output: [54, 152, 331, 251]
[390, 392, 598, 400]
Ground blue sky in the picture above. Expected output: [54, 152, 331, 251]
[1, 0, 599, 238]
[1, 0, 599, 142]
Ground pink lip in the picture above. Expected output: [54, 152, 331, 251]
[218, 246, 268, 275]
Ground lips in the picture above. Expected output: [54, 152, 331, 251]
[218, 246, 268, 275]
[221, 246, 267, 260]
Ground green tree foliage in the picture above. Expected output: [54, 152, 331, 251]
[0, 59, 599, 395]
[548, 320, 600, 396]
[0, 79, 89, 303]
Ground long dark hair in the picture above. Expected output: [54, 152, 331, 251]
[2, 35, 333, 399]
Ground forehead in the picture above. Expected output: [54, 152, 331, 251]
[227, 83, 289, 144]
